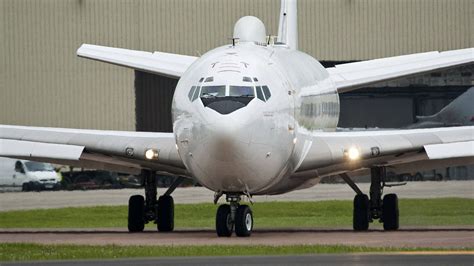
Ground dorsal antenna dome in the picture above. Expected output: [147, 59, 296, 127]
[233, 16, 267, 44]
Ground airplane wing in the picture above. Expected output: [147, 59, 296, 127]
[294, 126, 474, 178]
[327, 48, 474, 93]
[0, 125, 187, 176]
[77, 44, 198, 79]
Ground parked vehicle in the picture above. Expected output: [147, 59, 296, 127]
[61, 170, 123, 190]
[0, 157, 61, 191]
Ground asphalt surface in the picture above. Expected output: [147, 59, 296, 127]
[1, 228, 472, 248]
[1, 181, 473, 211]
[2, 254, 473, 266]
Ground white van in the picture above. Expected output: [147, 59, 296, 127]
[0, 157, 61, 191]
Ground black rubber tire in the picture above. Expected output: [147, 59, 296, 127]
[157, 195, 174, 232]
[22, 183, 30, 192]
[353, 194, 370, 231]
[216, 204, 233, 237]
[128, 195, 145, 232]
[382, 194, 399, 231]
[235, 205, 253, 237]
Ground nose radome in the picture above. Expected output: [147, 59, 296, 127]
[195, 120, 258, 192]
[205, 119, 249, 162]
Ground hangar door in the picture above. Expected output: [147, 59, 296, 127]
[135, 71, 177, 132]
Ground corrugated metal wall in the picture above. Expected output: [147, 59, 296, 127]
[1, 0, 472, 130]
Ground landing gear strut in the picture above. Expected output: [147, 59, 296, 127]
[128, 170, 183, 233]
[341, 167, 399, 231]
[216, 194, 253, 237]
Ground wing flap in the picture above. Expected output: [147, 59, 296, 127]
[328, 48, 474, 93]
[77, 44, 198, 78]
[424, 141, 474, 160]
[0, 139, 84, 160]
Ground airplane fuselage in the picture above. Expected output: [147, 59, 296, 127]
[172, 42, 339, 195]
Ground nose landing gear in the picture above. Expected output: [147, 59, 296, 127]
[216, 194, 253, 237]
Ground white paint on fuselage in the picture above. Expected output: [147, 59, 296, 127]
[172, 42, 338, 195]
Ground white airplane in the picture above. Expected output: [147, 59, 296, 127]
[1, 0, 473, 237]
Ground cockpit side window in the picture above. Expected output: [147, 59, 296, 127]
[229, 86, 254, 97]
[192, 86, 201, 101]
[188, 86, 197, 101]
[262, 86, 272, 100]
[256, 86, 265, 101]
[200, 86, 226, 98]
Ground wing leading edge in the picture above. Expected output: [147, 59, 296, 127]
[295, 126, 474, 178]
[328, 48, 474, 93]
[77, 44, 198, 79]
[0, 125, 187, 175]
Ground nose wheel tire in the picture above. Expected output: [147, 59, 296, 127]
[382, 194, 399, 230]
[235, 205, 253, 237]
[157, 195, 174, 232]
[216, 204, 233, 237]
[353, 194, 370, 231]
[128, 195, 145, 232]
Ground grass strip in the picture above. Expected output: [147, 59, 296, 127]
[0, 198, 472, 229]
[1, 243, 472, 262]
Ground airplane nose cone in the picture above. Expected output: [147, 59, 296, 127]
[188, 118, 268, 193]
[206, 120, 247, 162]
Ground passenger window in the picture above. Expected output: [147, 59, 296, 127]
[192, 87, 201, 101]
[188, 86, 196, 101]
[205, 77, 214, 82]
[242, 77, 252, 82]
[199, 77, 204, 82]
[256, 86, 265, 101]
[262, 86, 272, 100]
[253, 77, 258, 82]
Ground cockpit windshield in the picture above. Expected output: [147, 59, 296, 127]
[229, 86, 254, 97]
[200, 86, 226, 98]
[193, 78, 272, 114]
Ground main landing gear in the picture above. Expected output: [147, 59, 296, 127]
[216, 194, 254, 237]
[128, 170, 184, 233]
[341, 167, 399, 231]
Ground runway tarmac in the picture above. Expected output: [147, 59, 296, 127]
[1, 181, 473, 211]
[0, 228, 472, 248]
[2, 254, 473, 266]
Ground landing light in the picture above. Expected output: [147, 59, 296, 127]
[347, 147, 360, 161]
[145, 149, 158, 160]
